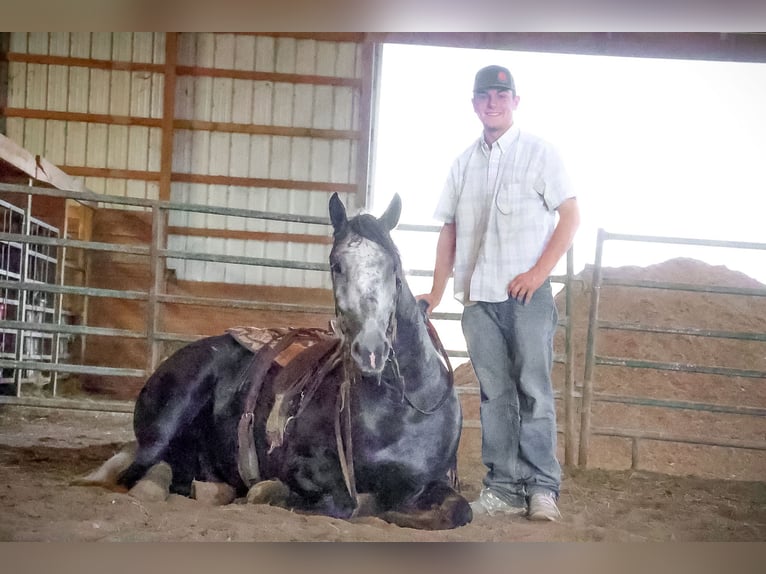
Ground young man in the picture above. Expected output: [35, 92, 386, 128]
[418, 65, 580, 521]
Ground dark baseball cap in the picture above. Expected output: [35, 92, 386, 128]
[473, 65, 516, 93]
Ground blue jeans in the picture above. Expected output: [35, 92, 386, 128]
[461, 281, 560, 506]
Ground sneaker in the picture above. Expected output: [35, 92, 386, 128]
[527, 492, 562, 521]
[470, 488, 527, 517]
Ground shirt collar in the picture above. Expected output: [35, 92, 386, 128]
[479, 124, 520, 154]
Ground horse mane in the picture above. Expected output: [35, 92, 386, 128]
[337, 213, 403, 277]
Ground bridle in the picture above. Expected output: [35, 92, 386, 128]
[330, 233, 457, 507]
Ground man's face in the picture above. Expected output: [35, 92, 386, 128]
[472, 88, 519, 134]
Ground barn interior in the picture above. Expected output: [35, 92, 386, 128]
[0, 32, 764, 480]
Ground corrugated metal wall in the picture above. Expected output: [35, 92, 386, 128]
[3, 32, 370, 289]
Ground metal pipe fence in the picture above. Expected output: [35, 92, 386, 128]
[0, 182, 578, 464]
[578, 228, 766, 470]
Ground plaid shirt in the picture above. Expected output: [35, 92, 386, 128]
[434, 125, 575, 305]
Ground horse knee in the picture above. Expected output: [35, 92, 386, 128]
[127, 461, 173, 502]
[246, 479, 291, 507]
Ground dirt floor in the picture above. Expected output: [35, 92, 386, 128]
[0, 258, 764, 541]
[0, 405, 764, 542]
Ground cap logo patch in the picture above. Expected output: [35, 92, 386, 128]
[498, 71, 507, 82]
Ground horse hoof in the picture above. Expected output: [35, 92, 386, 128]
[191, 480, 236, 505]
[246, 479, 290, 506]
[128, 462, 172, 502]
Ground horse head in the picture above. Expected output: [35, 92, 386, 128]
[329, 193, 402, 376]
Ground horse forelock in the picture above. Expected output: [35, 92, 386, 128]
[340, 213, 402, 277]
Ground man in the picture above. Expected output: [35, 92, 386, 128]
[417, 65, 580, 521]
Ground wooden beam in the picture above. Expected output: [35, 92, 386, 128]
[172, 172, 357, 194]
[356, 40, 375, 207]
[173, 119, 359, 141]
[366, 32, 766, 64]
[1, 107, 161, 128]
[2, 109, 359, 141]
[7, 52, 164, 73]
[61, 164, 358, 194]
[159, 32, 178, 203]
[0, 33, 8, 136]
[176, 65, 361, 88]
[59, 165, 159, 181]
[0, 133, 87, 192]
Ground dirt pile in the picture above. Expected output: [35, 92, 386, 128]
[455, 257, 766, 481]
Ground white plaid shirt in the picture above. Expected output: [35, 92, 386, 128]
[434, 125, 575, 305]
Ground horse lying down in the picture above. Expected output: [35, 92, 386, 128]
[74, 193, 472, 530]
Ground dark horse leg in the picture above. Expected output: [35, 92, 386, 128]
[117, 335, 252, 495]
[377, 481, 472, 530]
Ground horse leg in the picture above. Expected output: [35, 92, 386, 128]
[71, 441, 137, 491]
[378, 481, 472, 530]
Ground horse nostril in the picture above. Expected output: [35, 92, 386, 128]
[350, 337, 389, 372]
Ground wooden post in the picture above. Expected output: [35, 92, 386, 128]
[0, 33, 9, 135]
[159, 32, 177, 202]
[145, 32, 177, 374]
[356, 39, 376, 209]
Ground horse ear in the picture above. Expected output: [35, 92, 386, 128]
[329, 192, 347, 233]
[379, 193, 402, 231]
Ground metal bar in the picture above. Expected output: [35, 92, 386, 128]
[0, 280, 149, 301]
[154, 292, 334, 314]
[593, 392, 766, 417]
[0, 359, 144, 378]
[597, 320, 766, 342]
[0, 394, 134, 413]
[0, 232, 151, 256]
[564, 246, 576, 465]
[602, 277, 766, 298]
[579, 228, 605, 466]
[13, 191, 32, 394]
[158, 248, 330, 271]
[51, 204, 66, 394]
[146, 206, 163, 374]
[0, 182, 333, 226]
[595, 355, 766, 379]
[0, 320, 146, 339]
[591, 425, 766, 451]
[601, 230, 766, 251]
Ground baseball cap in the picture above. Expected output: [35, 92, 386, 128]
[473, 65, 516, 94]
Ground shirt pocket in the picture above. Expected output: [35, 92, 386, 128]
[495, 178, 541, 216]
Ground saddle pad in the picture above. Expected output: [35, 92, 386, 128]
[226, 326, 333, 367]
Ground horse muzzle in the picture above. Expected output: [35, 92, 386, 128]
[349, 332, 391, 375]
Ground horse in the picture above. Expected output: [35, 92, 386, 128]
[75, 192, 471, 530]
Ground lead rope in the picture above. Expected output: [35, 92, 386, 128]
[335, 355, 358, 508]
[397, 315, 456, 415]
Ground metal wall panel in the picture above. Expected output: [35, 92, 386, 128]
[5, 33, 167, 206]
[5, 32, 369, 289]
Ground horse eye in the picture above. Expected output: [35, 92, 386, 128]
[330, 262, 343, 275]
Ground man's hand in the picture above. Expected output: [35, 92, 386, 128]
[507, 267, 546, 304]
[415, 293, 440, 316]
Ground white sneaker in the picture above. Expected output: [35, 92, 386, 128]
[527, 492, 562, 521]
[470, 488, 527, 517]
